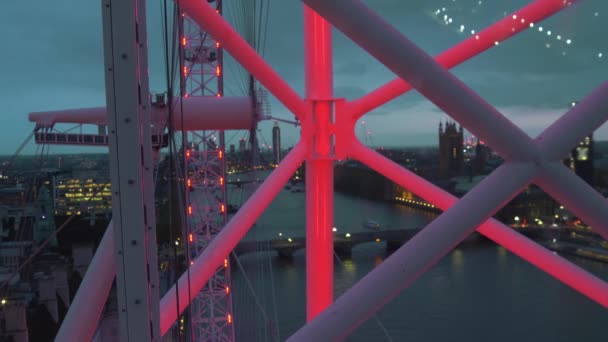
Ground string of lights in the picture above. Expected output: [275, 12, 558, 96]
[432, 2, 604, 60]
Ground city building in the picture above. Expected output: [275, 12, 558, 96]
[272, 121, 281, 165]
[439, 121, 464, 179]
[229, 144, 235, 154]
[474, 139, 490, 175]
[564, 101, 595, 186]
[566, 134, 594, 186]
[34, 186, 57, 246]
[52, 176, 112, 216]
[239, 138, 247, 153]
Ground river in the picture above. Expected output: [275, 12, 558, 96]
[223, 178, 608, 342]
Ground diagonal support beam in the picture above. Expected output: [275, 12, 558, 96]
[352, 142, 608, 307]
[536, 163, 608, 242]
[536, 81, 608, 159]
[55, 222, 116, 342]
[179, 0, 307, 121]
[160, 139, 308, 335]
[288, 162, 536, 341]
[302, 0, 536, 162]
[531, 82, 608, 241]
[348, 0, 571, 119]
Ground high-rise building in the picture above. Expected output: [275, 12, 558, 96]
[239, 138, 247, 153]
[565, 101, 595, 186]
[229, 144, 235, 154]
[439, 121, 464, 179]
[567, 134, 594, 186]
[272, 121, 281, 165]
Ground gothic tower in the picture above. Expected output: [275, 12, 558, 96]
[439, 121, 464, 179]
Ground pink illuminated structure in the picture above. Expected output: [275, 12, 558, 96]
[179, 0, 236, 340]
[50, 0, 608, 341]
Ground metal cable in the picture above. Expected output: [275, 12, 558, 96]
[333, 251, 394, 342]
[162, 1, 189, 338]
[266, 240, 281, 341]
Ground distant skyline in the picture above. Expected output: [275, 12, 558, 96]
[1, 0, 607, 155]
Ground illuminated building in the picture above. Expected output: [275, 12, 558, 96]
[52, 177, 112, 216]
[439, 121, 464, 178]
[567, 134, 594, 186]
[564, 102, 594, 186]
[272, 121, 281, 165]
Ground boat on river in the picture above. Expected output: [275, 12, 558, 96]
[364, 219, 381, 230]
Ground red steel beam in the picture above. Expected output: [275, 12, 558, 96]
[304, 6, 334, 321]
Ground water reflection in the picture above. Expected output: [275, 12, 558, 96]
[451, 249, 464, 273]
[497, 245, 507, 259]
[342, 259, 357, 275]
[374, 255, 384, 267]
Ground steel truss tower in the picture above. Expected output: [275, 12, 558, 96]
[179, 0, 235, 340]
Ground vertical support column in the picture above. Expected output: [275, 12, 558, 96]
[102, 0, 161, 340]
[304, 5, 334, 321]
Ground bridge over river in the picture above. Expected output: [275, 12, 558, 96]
[233, 225, 608, 259]
[234, 227, 487, 258]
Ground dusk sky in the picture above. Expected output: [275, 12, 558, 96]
[1, 0, 607, 155]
